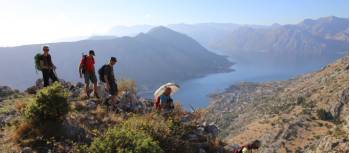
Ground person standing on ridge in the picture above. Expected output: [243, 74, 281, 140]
[98, 57, 118, 108]
[79, 50, 99, 98]
[39, 45, 58, 87]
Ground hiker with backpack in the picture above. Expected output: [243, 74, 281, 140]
[98, 57, 118, 108]
[232, 140, 261, 153]
[79, 50, 99, 98]
[35, 45, 59, 87]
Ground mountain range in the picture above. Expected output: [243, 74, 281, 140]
[105, 16, 348, 73]
[208, 16, 348, 58]
[105, 16, 348, 54]
[0, 27, 232, 92]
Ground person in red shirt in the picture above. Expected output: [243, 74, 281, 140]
[79, 50, 99, 98]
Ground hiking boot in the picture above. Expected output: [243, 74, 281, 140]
[86, 89, 93, 98]
[94, 92, 100, 99]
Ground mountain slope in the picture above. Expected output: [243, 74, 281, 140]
[211, 16, 348, 55]
[205, 56, 349, 152]
[202, 16, 349, 77]
[297, 16, 349, 41]
[0, 27, 232, 93]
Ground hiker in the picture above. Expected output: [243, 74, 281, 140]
[99, 57, 118, 108]
[39, 45, 58, 87]
[232, 140, 261, 153]
[153, 83, 179, 113]
[79, 50, 99, 98]
[159, 87, 175, 116]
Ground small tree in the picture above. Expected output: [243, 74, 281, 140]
[24, 82, 69, 124]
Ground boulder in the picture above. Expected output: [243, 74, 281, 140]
[86, 100, 97, 110]
[204, 124, 219, 137]
[0, 86, 17, 97]
[118, 90, 142, 112]
[35, 79, 44, 88]
[20, 147, 32, 153]
[69, 88, 81, 98]
[329, 88, 348, 120]
[199, 148, 206, 153]
[224, 144, 240, 152]
[76, 82, 85, 88]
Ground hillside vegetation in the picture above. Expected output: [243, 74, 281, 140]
[0, 80, 225, 153]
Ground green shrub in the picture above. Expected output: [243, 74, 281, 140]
[89, 127, 163, 153]
[24, 82, 69, 124]
[297, 96, 305, 105]
[316, 109, 334, 121]
[121, 114, 172, 140]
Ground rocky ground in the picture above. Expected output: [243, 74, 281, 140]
[205, 56, 349, 153]
[0, 80, 224, 153]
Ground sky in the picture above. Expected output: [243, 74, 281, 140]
[0, 0, 348, 46]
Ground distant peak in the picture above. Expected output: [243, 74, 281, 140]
[299, 16, 348, 25]
[320, 16, 338, 20]
[147, 26, 177, 34]
[299, 18, 316, 25]
[271, 23, 281, 27]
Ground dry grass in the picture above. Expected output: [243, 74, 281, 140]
[117, 79, 137, 95]
[192, 108, 207, 122]
[92, 105, 108, 120]
[172, 102, 186, 118]
[10, 122, 34, 142]
[73, 101, 85, 111]
[225, 119, 276, 145]
[14, 101, 27, 113]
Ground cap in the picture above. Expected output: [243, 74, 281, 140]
[89, 50, 95, 56]
[42, 45, 49, 50]
[110, 57, 117, 62]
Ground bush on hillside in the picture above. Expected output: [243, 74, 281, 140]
[89, 127, 163, 153]
[122, 114, 172, 140]
[317, 109, 334, 121]
[24, 82, 69, 124]
[297, 96, 305, 105]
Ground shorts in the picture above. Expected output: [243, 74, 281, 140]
[109, 82, 118, 96]
[84, 72, 97, 85]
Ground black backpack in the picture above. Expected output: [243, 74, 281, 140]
[98, 64, 109, 82]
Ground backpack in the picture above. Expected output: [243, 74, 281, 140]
[154, 96, 161, 110]
[81, 54, 94, 74]
[34, 53, 43, 71]
[98, 64, 109, 82]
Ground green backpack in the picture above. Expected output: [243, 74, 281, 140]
[34, 53, 43, 71]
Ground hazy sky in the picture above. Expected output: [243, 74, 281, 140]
[0, 0, 348, 46]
